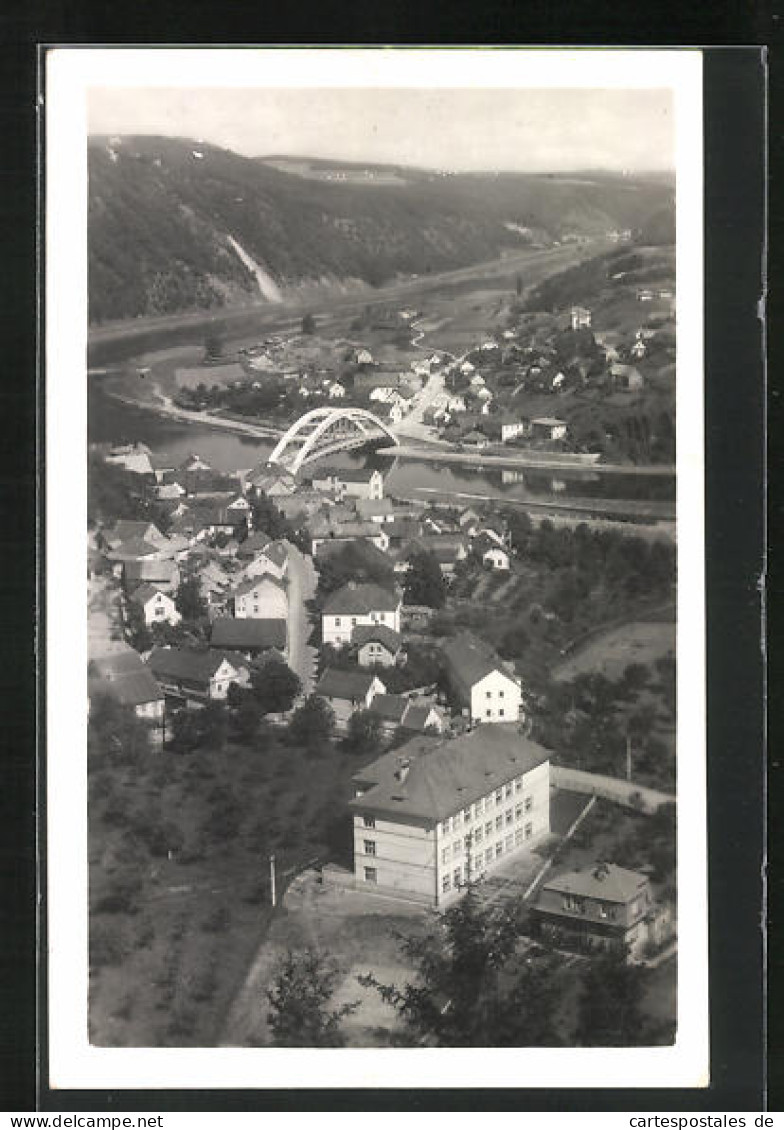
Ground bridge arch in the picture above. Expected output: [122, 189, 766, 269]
[267, 407, 399, 473]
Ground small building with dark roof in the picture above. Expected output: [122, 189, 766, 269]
[352, 623, 403, 667]
[147, 647, 249, 705]
[210, 617, 287, 659]
[313, 667, 386, 730]
[90, 645, 165, 728]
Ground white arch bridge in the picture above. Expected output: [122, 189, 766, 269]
[267, 407, 399, 473]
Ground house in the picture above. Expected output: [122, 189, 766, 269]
[309, 512, 389, 554]
[147, 647, 249, 705]
[237, 534, 289, 580]
[210, 616, 287, 660]
[352, 623, 403, 667]
[570, 306, 592, 330]
[245, 467, 297, 498]
[356, 347, 373, 366]
[457, 507, 481, 535]
[347, 725, 550, 906]
[327, 381, 347, 399]
[104, 443, 154, 476]
[353, 498, 398, 524]
[369, 694, 444, 736]
[276, 489, 334, 523]
[406, 534, 468, 577]
[442, 632, 523, 724]
[461, 429, 491, 450]
[336, 466, 385, 501]
[322, 581, 402, 647]
[401, 604, 436, 631]
[630, 339, 647, 360]
[611, 363, 644, 391]
[531, 417, 568, 442]
[123, 558, 181, 593]
[103, 520, 168, 553]
[486, 415, 530, 444]
[474, 534, 511, 571]
[314, 667, 386, 730]
[129, 584, 182, 627]
[233, 574, 288, 620]
[169, 503, 248, 543]
[90, 645, 165, 730]
[531, 862, 673, 960]
[155, 481, 187, 501]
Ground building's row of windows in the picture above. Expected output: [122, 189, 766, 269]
[440, 800, 534, 860]
[333, 613, 389, 627]
[441, 826, 534, 893]
[440, 822, 534, 872]
[439, 784, 531, 834]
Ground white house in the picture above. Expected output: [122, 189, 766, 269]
[322, 581, 402, 647]
[129, 584, 182, 627]
[570, 306, 592, 330]
[442, 632, 523, 724]
[233, 574, 289, 620]
[531, 417, 568, 441]
[327, 381, 347, 399]
[352, 623, 403, 667]
[474, 534, 511, 571]
[348, 726, 551, 906]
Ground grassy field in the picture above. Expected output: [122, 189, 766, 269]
[553, 620, 675, 683]
[89, 729, 366, 1046]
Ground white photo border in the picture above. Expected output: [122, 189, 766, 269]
[45, 46, 706, 1091]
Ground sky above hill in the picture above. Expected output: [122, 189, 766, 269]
[88, 86, 674, 174]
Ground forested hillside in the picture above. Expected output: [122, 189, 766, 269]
[88, 136, 674, 324]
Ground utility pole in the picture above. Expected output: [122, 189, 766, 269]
[269, 853, 277, 908]
[626, 733, 632, 783]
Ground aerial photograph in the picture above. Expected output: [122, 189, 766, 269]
[84, 75, 679, 1051]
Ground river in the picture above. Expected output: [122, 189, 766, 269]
[89, 380, 675, 515]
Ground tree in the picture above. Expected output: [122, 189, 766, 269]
[575, 948, 652, 1046]
[301, 313, 317, 336]
[345, 709, 383, 754]
[404, 550, 446, 609]
[125, 600, 152, 653]
[249, 658, 301, 715]
[288, 695, 335, 751]
[360, 887, 563, 1046]
[203, 330, 224, 362]
[175, 575, 208, 622]
[267, 949, 358, 1047]
[88, 691, 149, 764]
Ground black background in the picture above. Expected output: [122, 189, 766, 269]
[0, 8, 772, 1114]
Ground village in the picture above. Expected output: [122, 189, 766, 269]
[87, 260, 678, 1049]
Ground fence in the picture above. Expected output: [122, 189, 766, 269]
[551, 766, 674, 813]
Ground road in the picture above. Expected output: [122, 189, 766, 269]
[285, 543, 318, 696]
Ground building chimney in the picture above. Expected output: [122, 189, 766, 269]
[395, 757, 411, 783]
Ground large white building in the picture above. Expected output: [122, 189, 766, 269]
[233, 575, 289, 620]
[442, 633, 523, 724]
[321, 581, 402, 647]
[348, 726, 551, 906]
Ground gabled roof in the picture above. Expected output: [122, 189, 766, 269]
[109, 520, 163, 545]
[322, 582, 400, 616]
[531, 416, 567, 428]
[442, 632, 518, 693]
[147, 647, 238, 686]
[314, 667, 384, 702]
[541, 863, 649, 905]
[352, 624, 402, 653]
[401, 704, 439, 732]
[92, 646, 164, 707]
[129, 583, 173, 606]
[124, 558, 180, 585]
[474, 533, 509, 559]
[369, 693, 408, 724]
[334, 466, 382, 484]
[349, 725, 550, 823]
[234, 573, 287, 599]
[210, 617, 287, 652]
[236, 531, 272, 557]
[107, 537, 162, 561]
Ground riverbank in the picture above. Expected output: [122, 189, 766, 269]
[379, 442, 675, 478]
[101, 379, 285, 442]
